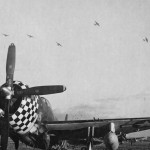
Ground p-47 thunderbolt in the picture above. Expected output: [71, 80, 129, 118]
[1, 44, 150, 150]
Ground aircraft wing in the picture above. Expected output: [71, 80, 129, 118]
[44, 117, 150, 140]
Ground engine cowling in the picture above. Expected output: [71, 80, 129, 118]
[104, 132, 119, 150]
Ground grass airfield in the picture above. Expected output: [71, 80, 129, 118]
[96, 141, 150, 150]
[7, 139, 150, 150]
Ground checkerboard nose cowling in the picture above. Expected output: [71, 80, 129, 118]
[9, 81, 39, 134]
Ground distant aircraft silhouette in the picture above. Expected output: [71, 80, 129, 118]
[56, 42, 62, 47]
[94, 21, 100, 26]
[143, 37, 148, 43]
[27, 34, 34, 38]
[2, 33, 9, 37]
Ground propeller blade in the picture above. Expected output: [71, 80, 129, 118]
[6, 43, 16, 87]
[15, 85, 66, 96]
[3, 43, 16, 150]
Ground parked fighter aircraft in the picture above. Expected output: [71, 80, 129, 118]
[1, 44, 150, 150]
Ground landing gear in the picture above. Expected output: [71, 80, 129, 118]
[87, 141, 93, 150]
[43, 132, 50, 150]
[86, 127, 94, 150]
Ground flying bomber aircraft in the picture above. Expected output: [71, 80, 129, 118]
[2, 33, 9, 37]
[56, 42, 62, 47]
[1, 44, 150, 150]
[143, 37, 148, 43]
[94, 21, 100, 26]
[27, 34, 34, 38]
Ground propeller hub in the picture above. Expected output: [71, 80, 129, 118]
[1, 87, 13, 99]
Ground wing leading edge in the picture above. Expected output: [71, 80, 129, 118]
[45, 117, 150, 140]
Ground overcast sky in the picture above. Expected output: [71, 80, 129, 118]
[0, 0, 150, 120]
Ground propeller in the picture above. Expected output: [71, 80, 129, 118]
[15, 85, 66, 96]
[2, 43, 16, 150]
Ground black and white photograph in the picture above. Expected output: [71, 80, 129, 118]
[0, 0, 150, 150]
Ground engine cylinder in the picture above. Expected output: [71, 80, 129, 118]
[104, 132, 119, 150]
